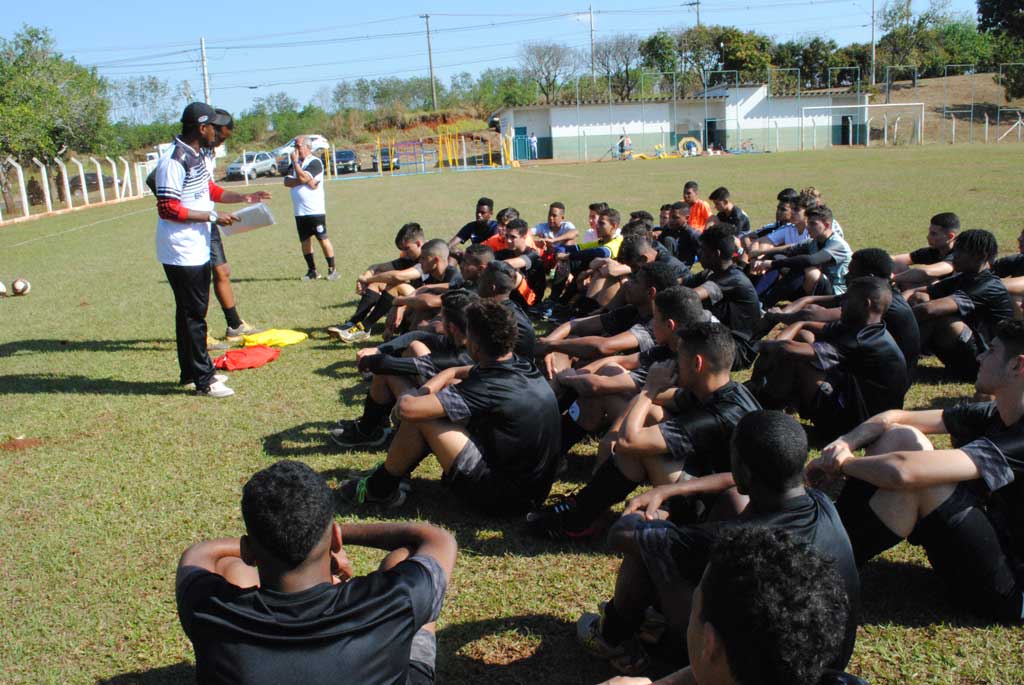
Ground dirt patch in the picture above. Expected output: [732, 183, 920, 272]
[0, 437, 43, 451]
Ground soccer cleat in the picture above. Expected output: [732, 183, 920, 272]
[576, 607, 649, 674]
[328, 420, 392, 448]
[525, 496, 600, 541]
[195, 380, 235, 398]
[183, 373, 228, 390]
[335, 471, 407, 509]
[326, 321, 357, 340]
[338, 323, 372, 343]
[302, 269, 321, 281]
[326, 268, 341, 281]
[206, 334, 229, 351]
[225, 320, 263, 341]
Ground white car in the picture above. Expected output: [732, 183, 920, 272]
[226, 151, 276, 180]
[273, 134, 331, 174]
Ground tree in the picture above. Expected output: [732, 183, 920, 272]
[640, 31, 678, 94]
[519, 42, 577, 104]
[109, 76, 177, 125]
[673, 26, 723, 94]
[594, 35, 644, 100]
[717, 27, 772, 83]
[977, 0, 1024, 98]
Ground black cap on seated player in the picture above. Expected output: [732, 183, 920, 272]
[181, 102, 231, 126]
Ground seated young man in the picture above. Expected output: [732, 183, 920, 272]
[479, 207, 521, 252]
[655, 201, 701, 266]
[338, 300, 560, 515]
[176, 460, 456, 685]
[909, 228, 1013, 381]
[527, 322, 762, 539]
[593, 527, 854, 685]
[548, 207, 627, 318]
[532, 201, 578, 248]
[496, 219, 546, 305]
[336, 239, 464, 343]
[682, 180, 712, 233]
[892, 212, 959, 290]
[752, 204, 852, 307]
[807, 319, 1024, 624]
[476, 260, 538, 358]
[751, 276, 910, 441]
[765, 247, 921, 376]
[706, 186, 750, 234]
[330, 289, 478, 448]
[327, 222, 425, 340]
[580, 411, 858, 677]
[993, 227, 1024, 314]
[581, 233, 690, 315]
[447, 196, 497, 254]
[682, 224, 761, 370]
[740, 194, 801, 257]
[555, 286, 708, 457]
[535, 261, 680, 379]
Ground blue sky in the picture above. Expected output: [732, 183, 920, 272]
[9, 0, 980, 116]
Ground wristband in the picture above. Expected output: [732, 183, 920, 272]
[209, 209, 219, 224]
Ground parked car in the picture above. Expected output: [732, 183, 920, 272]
[226, 151, 276, 180]
[68, 173, 115, 196]
[371, 147, 401, 171]
[333, 149, 359, 174]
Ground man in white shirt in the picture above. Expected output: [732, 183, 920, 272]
[285, 135, 337, 281]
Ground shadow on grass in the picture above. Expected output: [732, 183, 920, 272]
[262, 421, 338, 458]
[97, 662, 194, 685]
[0, 373, 180, 396]
[910, 364, 967, 386]
[314, 360, 370, 382]
[0, 338, 171, 357]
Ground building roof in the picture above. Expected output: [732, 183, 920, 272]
[503, 95, 727, 112]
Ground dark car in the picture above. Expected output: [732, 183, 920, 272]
[68, 173, 115, 196]
[333, 149, 359, 174]
[371, 147, 401, 171]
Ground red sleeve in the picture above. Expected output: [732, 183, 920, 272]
[208, 181, 225, 202]
[157, 198, 191, 222]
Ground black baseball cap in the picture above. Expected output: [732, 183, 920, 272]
[181, 102, 231, 126]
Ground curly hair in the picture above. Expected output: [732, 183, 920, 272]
[466, 299, 518, 358]
[701, 527, 850, 685]
[730, 410, 808, 491]
[441, 289, 478, 333]
[996, 319, 1024, 360]
[850, 248, 893, 280]
[954, 229, 999, 264]
[241, 460, 334, 568]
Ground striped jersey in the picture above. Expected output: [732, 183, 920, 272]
[154, 137, 213, 266]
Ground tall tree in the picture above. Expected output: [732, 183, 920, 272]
[977, 0, 1024, 98]
[594, 34, 644, 100]
[519, 42, 577, 103]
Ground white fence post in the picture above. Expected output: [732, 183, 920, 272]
[118, 157, 133, 197]
[7, 157, 30, 217]
[242, 149, 249, 186]
[984, 113, 989, 143]
[70, 157, 89, 205]
[950, 116, 956, 145]
[54, 157, 73, 209]
[883, 114, 888, 145]
[30, 158, 53, 213]
[105, 157, 120, 199]
[89, 157, 106, 203]
[893, 116, 902, 145]
[866, 117, 873, 147]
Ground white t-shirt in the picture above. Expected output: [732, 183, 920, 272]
[289, 155, 325, 216]
[765, 222, 807, 247]
[532, 220, 577, 239]
[154, 137, 213, 266]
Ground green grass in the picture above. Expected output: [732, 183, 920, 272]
[2, 145, 1024, 684]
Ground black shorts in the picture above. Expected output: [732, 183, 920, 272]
[210, 225, 227, 267]
[406, 629, 436, 685]
[935, 325, 983, 382]
[443, 438, 547, 516]
[295, 214, 328, 241]
[634, 517, 722, 590]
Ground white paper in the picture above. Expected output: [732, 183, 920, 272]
[220, 203, 276, 237]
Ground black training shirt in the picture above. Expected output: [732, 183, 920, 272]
[813, 321, 909, 419]
[908, 246, 954, 266]
[684, 266, 761, 340]
[454, 220, 498, 244]
[993, 254, 1024, 279]
[501, 298, 537, 358]
[600, 305, 656, 352]
[716, 206, 750, 234]
[926, 270, 1014, 348]
[835, 288, 921, 373]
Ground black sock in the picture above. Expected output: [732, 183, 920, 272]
[362, 292, 395, 328]
[350, 291, 381, 325]
[561, 413, 590, 455]
[358, 395, 394, 433]
[602, 599, 642, 646]
[366, 464, 402, 498]
[575, 297, 600, 316]
[222, 306, 243, 329]
[326, 256, 336, 269]
[303, 253, 316, 271]
[567, 458, 639, 531]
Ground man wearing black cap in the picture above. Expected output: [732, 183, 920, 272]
[153, 102, 239, 397]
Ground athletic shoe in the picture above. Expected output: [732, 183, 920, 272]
[338, 323, 372, 343]
[302, 269, 321, 281]
[195, 380, 235, 398]
[206, 334, 229, 351]
[328, 420, 392, 448]
[525, 496, 600, 540]
[225, 320, 263, 341]
[576, 608, 649, 675]
[183, 373, 228, 390]
[326, 268, 340, 281]
[326, 321, 357, 340]
[335, 471, 407, 508]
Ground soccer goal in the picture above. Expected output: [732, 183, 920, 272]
[799, 103, 925, 150]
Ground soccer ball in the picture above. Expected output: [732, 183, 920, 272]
[0, 281, 6, 297]
[11, 278, 31, 296]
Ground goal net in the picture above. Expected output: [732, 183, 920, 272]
[799, 103, 925, 149]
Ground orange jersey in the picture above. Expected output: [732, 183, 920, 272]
[481, 232, 538, 253]
[688, 200, 712, 232]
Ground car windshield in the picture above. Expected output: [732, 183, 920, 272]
[233, 154, 258, 163]
[336, 151, 355, 160]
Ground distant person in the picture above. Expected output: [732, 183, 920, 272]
[285, 135, 338, 281]
[177, 460, 456, 684]
[682, 181, 712, 232]
[892, 212, 960, 290]
[707, 186, 750, 234]
[529, 132, 538, 160]
[448, 197, 498, 252]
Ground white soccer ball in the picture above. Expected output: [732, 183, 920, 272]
[11, 278, 31, 296]
[0, 281, 6, 297]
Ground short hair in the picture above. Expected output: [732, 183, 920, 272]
[549, 201, 566, 212]
[850, 248, 893, 279]
[702, 527, 850, 685]
[995, 319, 1024, 359]
[777, 187, 799, 203]
[847, 276, 892, 315]
[215, 107, 234, 130]
[931, 212, 960, 233]
[630, 210, 654, 225]
[241, 461, 333, 568]
[618, 235, 656, 265]
[677, 321, 735, 372]
[480, 260, 517, 295]
[463, 243, 494, 266]
[506, 218, 530, 237]
[670, 200, 688, 213]
[708, 186, 730, 202]
[496, 207, 519, 224]
[683, 180, 699, 192]
[476, 197, 494, 210]
[589, 201, 608, 213]
[441, 289, 478, 332]
[660, 203, 674, 212]
[731, 411, 808, 490]
[778, 197, 799, 213]
[395, 222, 424, 247]
[654, 286, 705, 329]
[466, 299, 517, 358]
[635, 261, 679, 293]
[797, 192, 819, 212]
[954, 229, 998, 264]
[421, 238, 450, 260]
[598, 207, 621, 227]
[805, 204, 833, 226]
[620, 219, 653, 241]
[699, 223, 737, 258]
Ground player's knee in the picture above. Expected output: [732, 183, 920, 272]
[871, 424, 933, 455]
[607, 513, 645, 553]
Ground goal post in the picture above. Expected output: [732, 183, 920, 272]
[799, 103, 925, 150]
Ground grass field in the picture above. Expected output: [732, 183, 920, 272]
[2, 146, 1023, 685]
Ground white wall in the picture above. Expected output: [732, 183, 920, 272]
[513, 110, 552, 137]
[550, 103, 671, 138]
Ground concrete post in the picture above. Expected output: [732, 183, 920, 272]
[119, 157, 134, 198]
[30, 158, 53, 213]
[105, 157, 120, 199]
[89, 157, 106, 203]
[6, 157, 29, 217]
[54, 157, 73, 209]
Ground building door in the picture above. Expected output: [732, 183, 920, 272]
[513, 126, 530, 161]
[841, 116, 853, 145]
[704, 120, 719, 149]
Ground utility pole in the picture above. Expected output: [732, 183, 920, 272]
[421, 14, 438, 111]
[200, 37, 210, 104]
[870, 0, 876, 85]
[683, 1, 701, 27]
[589, 4, 596, 84]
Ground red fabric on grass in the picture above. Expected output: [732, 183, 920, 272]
[213, 345, 280, 371]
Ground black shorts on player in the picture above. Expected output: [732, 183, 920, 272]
[295, 214, 328, 241]
[210, 225, 227, 267]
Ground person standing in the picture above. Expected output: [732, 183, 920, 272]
[153, 102, 237, 398]
[529, 132, 538, 160]
[285, 135, 338, 281]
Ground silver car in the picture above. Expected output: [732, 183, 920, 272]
[226, 151, 277, 180]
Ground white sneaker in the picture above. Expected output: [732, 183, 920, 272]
[184, 374, 228, 390]
[197, 380, 234, 398]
